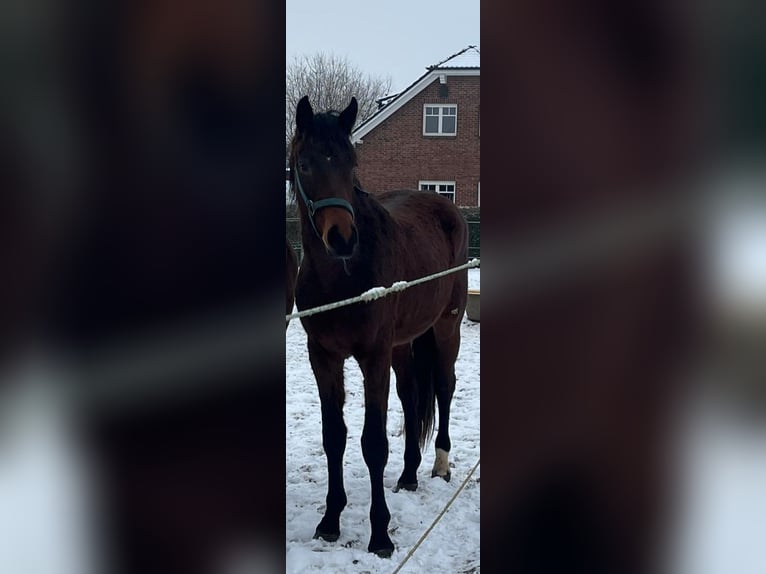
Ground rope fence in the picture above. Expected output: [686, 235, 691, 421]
[286, 258, 480, 322]
[390, 458, 481, 574]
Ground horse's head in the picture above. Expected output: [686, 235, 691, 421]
[290, 96, 359, 259]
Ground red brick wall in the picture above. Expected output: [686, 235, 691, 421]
[353, 74, 480, 207]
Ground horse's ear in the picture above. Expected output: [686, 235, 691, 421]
[296, 96, 314, 134]
[338, 97, 358, 135]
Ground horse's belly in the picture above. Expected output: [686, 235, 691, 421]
[393, 321, 436, 345]
[392, 285, 456, 344]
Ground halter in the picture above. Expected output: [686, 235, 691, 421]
[293, 167, 355, 239]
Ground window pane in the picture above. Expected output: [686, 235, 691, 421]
[445, 107, 456, 115]
[442, 116, 456, 133]
[425, 107, 437, 115]
[425, 116, 439, 133]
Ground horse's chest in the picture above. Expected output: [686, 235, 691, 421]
[295, 265, 396, 352]
[300, 304, 387, 351]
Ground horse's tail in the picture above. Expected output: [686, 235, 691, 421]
[413, 327, 438, 448]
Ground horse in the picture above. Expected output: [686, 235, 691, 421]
[289, 95, 468, 557]
[286, 238, 298, 327]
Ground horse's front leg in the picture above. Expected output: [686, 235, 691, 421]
[307, 338, 347, 542]
[358, 346, 395, 557]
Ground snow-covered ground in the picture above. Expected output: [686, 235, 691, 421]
[286, 268, 481, 573]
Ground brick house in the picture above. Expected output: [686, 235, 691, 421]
[351, 46, 480, 207]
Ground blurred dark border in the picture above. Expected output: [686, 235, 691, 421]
[480, 1, 738, 573]
[2, 0, 286, 571]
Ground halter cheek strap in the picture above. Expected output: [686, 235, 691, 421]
[294, 168, 355, 239]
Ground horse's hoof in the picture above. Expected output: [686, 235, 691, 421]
[368, 537, 394, 558]
[431, 469, 451, 482]
[394, 481, 418, 492]
[313, 528, 340, 542]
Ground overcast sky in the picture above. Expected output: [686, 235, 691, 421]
[286, 0, 480, 94]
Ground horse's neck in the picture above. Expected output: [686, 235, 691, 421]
[355, 191, 393, 239]
[299, 193, 392, 287]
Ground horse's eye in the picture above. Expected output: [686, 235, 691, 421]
[298, 160, 309, 172]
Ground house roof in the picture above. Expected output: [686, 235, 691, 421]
[351, 45, 479, 143]
[427, 45, 481, 70]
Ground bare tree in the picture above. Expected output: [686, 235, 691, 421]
[286, 53, 392, 161]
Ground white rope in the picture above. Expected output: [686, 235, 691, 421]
[390, 458, 481, 574]
[286, 259, 480, 322]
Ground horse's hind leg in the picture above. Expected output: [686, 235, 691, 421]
[392, 343, 421, 491]
[431, 318, 461, 482]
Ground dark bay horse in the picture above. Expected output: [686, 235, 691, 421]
[290, 96, 468, 557]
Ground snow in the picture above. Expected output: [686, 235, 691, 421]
[468, 268, 480, 291]
[286, 270, 481, 573]
[360, 286, 388, 301]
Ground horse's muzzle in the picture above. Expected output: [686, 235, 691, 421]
[326, 224, 358, 259]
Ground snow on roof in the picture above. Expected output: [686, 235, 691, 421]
[352, 45, 479, 142]
[429, 45, 480, 70]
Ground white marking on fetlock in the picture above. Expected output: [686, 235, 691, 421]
[432, 447, 450, 477]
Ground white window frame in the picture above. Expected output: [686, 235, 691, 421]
[422, 104, 458, 136]
[419, 180, 456, 203]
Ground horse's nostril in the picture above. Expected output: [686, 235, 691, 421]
[327, 225, 356, 257]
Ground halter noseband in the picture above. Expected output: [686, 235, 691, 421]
[293, 167, 355, 239]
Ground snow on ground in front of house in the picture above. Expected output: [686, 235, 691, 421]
[467, 268, 480, 291]
[285, 270, 481, 573]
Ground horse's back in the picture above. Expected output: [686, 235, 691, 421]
[378, 189, 468, 262]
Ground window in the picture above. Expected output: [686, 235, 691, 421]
[423, 104, 457, 136]
[419, 180, 456, 202]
